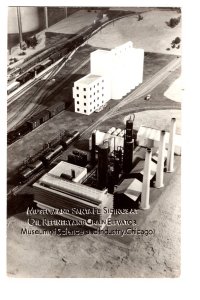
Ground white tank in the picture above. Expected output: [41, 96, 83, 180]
[8, 7, 39, 34]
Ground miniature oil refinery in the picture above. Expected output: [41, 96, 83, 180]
[7, 7, 181, 278]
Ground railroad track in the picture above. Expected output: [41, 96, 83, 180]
[80, 56, 181, 141]
[7, 57, 181, 197]
[7, 57, 90, 131]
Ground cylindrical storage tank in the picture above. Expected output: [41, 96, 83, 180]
[8, 7, 40, 34]
[123, 139, 134, 173]
[98, 143, 109, 189]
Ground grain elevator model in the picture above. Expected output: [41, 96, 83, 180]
[73, 41, 144, 115]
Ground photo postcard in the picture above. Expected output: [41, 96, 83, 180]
[6, 4, 182, 278]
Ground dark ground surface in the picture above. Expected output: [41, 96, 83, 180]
[7, 50, 177, 179]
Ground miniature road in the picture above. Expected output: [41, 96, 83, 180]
[7, 157, 180, 278]
[80, 56, 181, 140]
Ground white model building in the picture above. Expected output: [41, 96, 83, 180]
[73, 41, 144, 115]
[73, 74, 110, 115]
[91, 41, 144, 100]
[48, 161, 87, 183]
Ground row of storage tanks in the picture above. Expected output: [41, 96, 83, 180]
[91, 119, 135, 192]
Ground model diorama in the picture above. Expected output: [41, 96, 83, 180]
[7, 7, 181, 278]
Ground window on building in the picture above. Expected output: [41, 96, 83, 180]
[90, 102, 92, 105]
[84, 103, 86, 106]
[102, 87, 104, 89]
[97, 97, 99, 100]
[94, 99, 95, 102]
[97, 104, 99, 107]
[77, 108, 80, 111]
[94, 85, 95, 88]
[90, 95, 92, 98]
[84, 95, 86, 99]
[83, 88, 86, 91]
[84, 110, 86, 113]
[102, 80, 104, 83]
[76, 87, 79, 90]
[90, 109, 92, 112]
[97, 83, 99, 86]
[77, 94, 79, 97]
[97, 90, 99, 93]
[90, 87, 92, 90]
[77, 101, 79, 104]
[94, 92, 95, 95]
[102, 94, 104, 97]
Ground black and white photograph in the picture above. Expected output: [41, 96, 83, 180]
[6, 4, 182, 279]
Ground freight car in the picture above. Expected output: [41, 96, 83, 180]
[34, 64, 45, 74]
[7, 123, 30, 145]
[26, 110, 50, 130]
[7, 19, 101, 92]
[7, 81, 20, 95]
[42, 145, 63, 165]
[19, 159, 43, 182]
[16, 71, 35, 85]
[46, 101, 66, 117]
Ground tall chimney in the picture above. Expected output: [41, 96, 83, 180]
[123, 139, 134, 173]
[91, 130, 96, 164]
[98, 143, 109, 189]
[155, 130, 166, 188]
[140, 148, 152, 210]
[166, 118, 176, 172]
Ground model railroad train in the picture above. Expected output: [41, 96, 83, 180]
[7, 11, 133, 94]
[18, 130, 80, 183]
[7, 10, 129, 92]
[7, 20, 102, 94]
[7, 52, 65, 94]
[7, 101, 66, 145]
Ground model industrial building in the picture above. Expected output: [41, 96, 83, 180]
[73, 41, 144, 115]
[33, 117, 180, 226]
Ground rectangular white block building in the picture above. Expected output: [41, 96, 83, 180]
[73, 73, 110, 115]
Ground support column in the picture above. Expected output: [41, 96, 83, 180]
[140, 148, 152, 210]
[44, 7, 48, 29]
[166, 118, 176, 173]
[16, 7, 23, 49]
[65, 7, 68, 18]
[155, 130, 166, 188]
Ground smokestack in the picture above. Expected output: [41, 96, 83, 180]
[16, 7, 23, 49]
[44, 7, 49, 29]
[114, 158, 121, 184]
[166, 118, 176, 172]
[108, 167, 115, 194]
[155, 130, 166, 188]
[140, 148, 152, 210]
[98, 143, 109, 189]
[125, 119, 133, 142]
[123, 139, 134, 173]
[91, 130, 96, 164]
